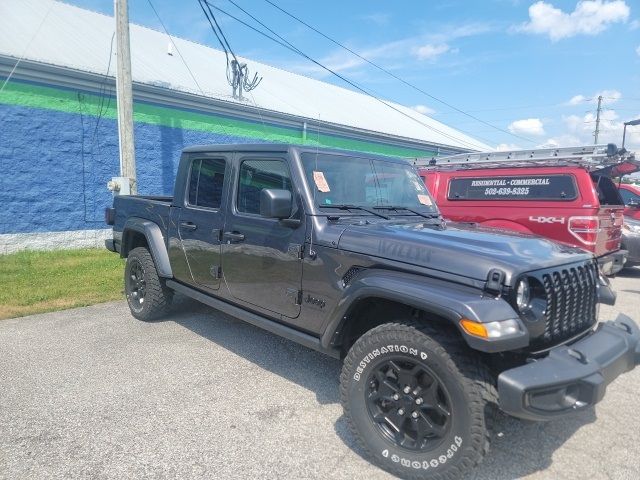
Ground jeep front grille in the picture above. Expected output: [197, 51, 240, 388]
[535, 261, 598, 348]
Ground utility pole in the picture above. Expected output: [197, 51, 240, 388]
[593, 95, 603, 145]
[114, 0, 137, 194]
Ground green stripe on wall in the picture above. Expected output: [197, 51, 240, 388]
[0, 80, 437, 158]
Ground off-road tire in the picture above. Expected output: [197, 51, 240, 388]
[124, 247, 173, 321]
[340, 322, 497, 480]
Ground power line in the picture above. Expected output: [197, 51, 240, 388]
[0, 1, 54, 94]
[260, 0, 534, 145]
[207, 1, 485, 150]
[197, 0, 231, 64]
[147, 0, 205, 96]
[198, 0, 261, 99]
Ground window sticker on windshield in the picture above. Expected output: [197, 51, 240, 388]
[417, 194, 432, 206]
[313, 171, 330, 192]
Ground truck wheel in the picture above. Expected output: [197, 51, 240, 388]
[340, 322, 496, 480]
[124, 247, 173, 321]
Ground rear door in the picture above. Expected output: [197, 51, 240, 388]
[178, 155, 230, 290]
[221, 154, 304, 319]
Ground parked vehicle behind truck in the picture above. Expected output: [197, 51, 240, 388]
[417, 145, 638, 275]
[106, 144, 640, 480]
[619, 183, 640, 220]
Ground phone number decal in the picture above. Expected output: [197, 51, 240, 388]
[483, 187, 530, 196]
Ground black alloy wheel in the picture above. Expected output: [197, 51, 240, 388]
[340, 322, 497, 480]
[126, 258, 147, 308]
[366, 358, 452, 452]
[124, 247, 173, 321]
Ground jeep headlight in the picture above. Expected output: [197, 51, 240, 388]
[460, 318, 522, 339]
[516, 278, 531, 311]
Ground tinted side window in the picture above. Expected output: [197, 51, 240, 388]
[619, 188, 640, 205]
[447, 175, 577, 201]
[188, 158, 226, 208]
[237, 159, 292, 215]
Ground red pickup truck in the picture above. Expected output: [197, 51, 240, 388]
[418, 145, 637, 275]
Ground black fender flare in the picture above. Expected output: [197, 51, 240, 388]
[121, 217, 173, 278]
[321, 269, 528, 352]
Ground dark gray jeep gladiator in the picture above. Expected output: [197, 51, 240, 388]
[106, 144, 640, 480]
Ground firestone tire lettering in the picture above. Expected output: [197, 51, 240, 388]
[379, 437, 464, 471]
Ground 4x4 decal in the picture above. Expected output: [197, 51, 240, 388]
[529, 216, 565, 224]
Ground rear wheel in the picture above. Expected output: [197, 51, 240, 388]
[124, 247, 173, 321]
[340, 322, 496, 480]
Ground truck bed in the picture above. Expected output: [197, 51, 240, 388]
[112, 195, 174, 239]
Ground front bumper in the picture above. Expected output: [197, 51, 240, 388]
[498, 314, 640, 421]
[598, 250, 627, 275]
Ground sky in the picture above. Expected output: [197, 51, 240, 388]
[66, 0, 640, 151]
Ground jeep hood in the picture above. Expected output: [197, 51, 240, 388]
[337, 221, 592, 283]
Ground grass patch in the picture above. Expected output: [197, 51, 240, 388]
[0, 248, 125, 320]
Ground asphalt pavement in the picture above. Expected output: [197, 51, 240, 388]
[1, 269, 639, 480]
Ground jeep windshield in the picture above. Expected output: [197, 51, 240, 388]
[300, 152, 439, 216]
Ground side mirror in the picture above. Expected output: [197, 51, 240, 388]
[260, 189, 292, 219]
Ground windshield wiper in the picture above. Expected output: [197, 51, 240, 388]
[372, 205, 440, 219]
[318, 204, 390, 220]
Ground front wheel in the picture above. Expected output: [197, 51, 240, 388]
[340, 322, 496, 480]
[124, 247, 173, 321]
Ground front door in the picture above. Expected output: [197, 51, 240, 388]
[221, 155, 304, 319]
[178, 156, 229, 290]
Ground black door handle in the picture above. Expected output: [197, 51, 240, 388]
[180, 221, 198, 231]
[223, 231, 245, 242]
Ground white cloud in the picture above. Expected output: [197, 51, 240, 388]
[412, 104, 436, 115]
[514, 0, 630, 41]
[568, 94, 587, 105]
[414, 43, 452, 60]
[560, 109, 640, 150]
[537, 135, 582, 148]
[496, 143, 522, 151]
[566, 89, 622, 105]
[283, 22, 491, 77]
[508, 118, 546, 136]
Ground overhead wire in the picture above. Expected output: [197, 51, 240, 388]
[0, 1, 54, 94]
[206, 1, 485, 150]
[147, 0, 206, 96]
[198, 0, 261, 95]
[197, 0, 231, 63]
[259, 0, 534, 145]
[90, 31, 115, 154]
[139, 0, 232, 139]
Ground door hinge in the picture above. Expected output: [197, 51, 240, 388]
[287, 243, 304, 259]
[210, 265, 222, 279]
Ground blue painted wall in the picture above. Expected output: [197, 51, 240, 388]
[0, 104, 260, 234]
